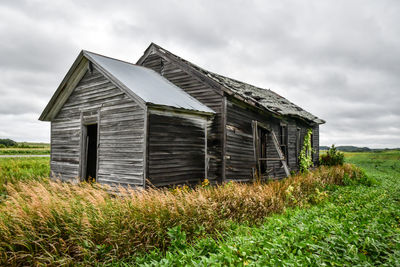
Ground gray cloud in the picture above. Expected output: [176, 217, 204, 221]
[0, 0, 398, 148]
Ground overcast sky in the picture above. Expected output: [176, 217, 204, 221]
[0, 0, 399, 148]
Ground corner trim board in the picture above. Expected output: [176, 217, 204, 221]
[143, 105, 148, 187]
[204, 119, 208, 180]
[221, 96, 227, 183]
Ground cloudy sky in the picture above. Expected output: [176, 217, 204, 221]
[0, 0, 399, 148]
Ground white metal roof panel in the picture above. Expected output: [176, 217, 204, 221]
[84, 51, 214, 114]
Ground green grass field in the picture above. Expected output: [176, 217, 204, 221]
[126, 151, 400, 266]
[0, 151, 398, 265]
[0, 157, 50, 196]
[0, 148, 50, 155]
[0, 142, 50, 155]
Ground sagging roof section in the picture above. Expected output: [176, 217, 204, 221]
[144, 43, 325, 124]
[84, 51, 215, 114]
[207, 73, 325, 124]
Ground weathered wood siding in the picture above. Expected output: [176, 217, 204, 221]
[225, 98, 284, 181]
[147, 109, 207, 187]
[312, 125, 320, 165]
[264, 126, 288, 179]
[140, 50, 320, 183]
[51, 67, 145, 186]
[140, 53, 223, 183]
[224, 101, 258, 181]
[225, 97, 319, 181]
[287, 122, 298, 169]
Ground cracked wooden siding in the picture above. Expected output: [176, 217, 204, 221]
[140, 53, 223, 183]
[51, 67, 145, 186]
[147, 109, 208, 187]
[225, 97, 319, 181]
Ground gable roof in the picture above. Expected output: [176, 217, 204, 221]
[138, 43, 325, 124]
[39, 50, 214, 121]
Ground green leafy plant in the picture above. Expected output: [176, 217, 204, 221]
[167, 225, 187, 250]
[320, 144, 344, 166]
[298, 129, 313, 173]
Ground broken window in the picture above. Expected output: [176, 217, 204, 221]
[258, 127, 269, 174]
[295, 127, 301, 164]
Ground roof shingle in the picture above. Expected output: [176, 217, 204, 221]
[148, 43, 325, 124]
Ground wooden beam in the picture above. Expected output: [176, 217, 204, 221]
[270, 130, 290, 177]
[258, 157, 285, 161]
[204, 119, 208, 180]
[252, 120, 257, 180]
[253, 121, 261, 178]
[221, 96, 227, 183]
[256, 121, 272, 131]
[96, 108, 101, 181]
[147, 103, 215, 117]
[79, 112, 84, 180]
[40, 56, 89, 121]
[143, 105, 148, 187]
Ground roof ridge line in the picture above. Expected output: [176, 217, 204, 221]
[84, 50, 215, 114]
[150, 44, 274, 93]
[145, 43, 325, 124]
[83, 50, 150, 70]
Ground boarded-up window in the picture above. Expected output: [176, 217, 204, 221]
[280, 125, 288, 163]
[258, 127, 269, 174]
[295, 127, 301, 165]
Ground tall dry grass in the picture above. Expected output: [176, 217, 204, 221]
[0, 164, 366, 265]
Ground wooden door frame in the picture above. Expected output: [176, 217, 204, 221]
[79, 111, 100, 181]
[252, 120, 290, 179]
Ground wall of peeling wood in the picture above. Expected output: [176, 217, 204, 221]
[140, 52, 223, 183]
[225, 98, 283, 181]
[50, 67, 145, 186]
[147, 109, 207, 187]
[225, 97, 319, 181]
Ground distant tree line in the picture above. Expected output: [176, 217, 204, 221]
[0, 138, 17, 148]
[0, 139, 50, 149]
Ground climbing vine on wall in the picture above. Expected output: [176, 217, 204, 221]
[299, 128, 313, 173]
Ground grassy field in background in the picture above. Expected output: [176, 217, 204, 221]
[0, 157, 50, 196]
[0, 148, 50, 155]
[0, 142, 50, 155]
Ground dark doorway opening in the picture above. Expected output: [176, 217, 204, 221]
[85, 124, 98, 182]
[258, 127, 269, 174]
[280, 125, 288, 164]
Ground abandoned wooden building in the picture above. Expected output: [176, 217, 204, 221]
[39, 43, 325, 187]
